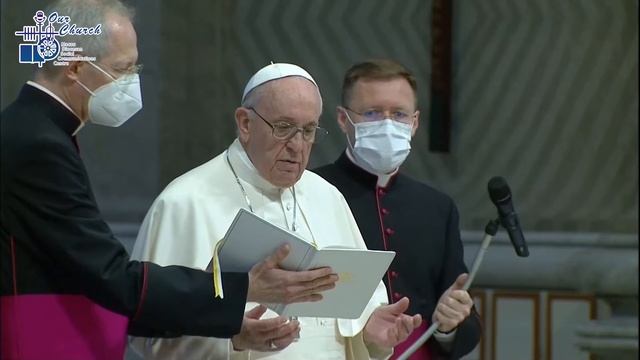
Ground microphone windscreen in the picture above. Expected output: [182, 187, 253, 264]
[488, 176, 511, 204]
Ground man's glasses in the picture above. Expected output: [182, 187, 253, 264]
[118, 63, 144, 75]
[344, 106, 415, 124]
[107, 63, 143, 77]
[247, 107, 328, 143]
[91, 62, 143, 81]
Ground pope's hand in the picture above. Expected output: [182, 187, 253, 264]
[363, 297, 422, 348]
[432, 273, 473, 333]
[231, 305, 300, 352]
[247, 244, 339, 304]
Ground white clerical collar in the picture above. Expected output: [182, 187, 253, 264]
[345, 147, 398, 188]
[26, 81, 85, 135]
[227, 138, 285, 195]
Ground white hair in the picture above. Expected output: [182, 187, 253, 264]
[39, 0, 135, 76]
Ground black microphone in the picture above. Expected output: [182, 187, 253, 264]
[488, 176, 529, 257]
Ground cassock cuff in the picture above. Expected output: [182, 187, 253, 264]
[434, 328, 457, 345]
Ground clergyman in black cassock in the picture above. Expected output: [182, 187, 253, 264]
[315, 59, 481, 359]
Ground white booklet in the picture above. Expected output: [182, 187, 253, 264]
[215, 208, 395, 319]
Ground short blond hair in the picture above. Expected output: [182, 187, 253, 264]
[341, 59, 417, 107]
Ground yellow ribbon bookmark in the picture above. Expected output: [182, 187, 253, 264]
[212, 240, 225, 299]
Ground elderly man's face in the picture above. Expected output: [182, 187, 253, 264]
[236, 77, 322, 188]
[72, 12, 138, 121]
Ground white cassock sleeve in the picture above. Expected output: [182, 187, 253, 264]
[128, 193, 236, 360]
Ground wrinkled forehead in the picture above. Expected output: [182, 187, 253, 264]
[101, 13, 138, 64]
[257, 77, 323, 118]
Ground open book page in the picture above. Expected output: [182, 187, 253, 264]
[215, 209, 395, 318]
[281, 248, 395, 319]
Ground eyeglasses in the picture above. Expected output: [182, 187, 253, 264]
[247, 107, 328, 143]
[91, 62, 143, 81]
[117, 63, 144, 75]
[343, 106, 415, 124]
[106, 63, 143, 77]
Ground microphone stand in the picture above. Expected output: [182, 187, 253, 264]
[396, 218, 500, 360]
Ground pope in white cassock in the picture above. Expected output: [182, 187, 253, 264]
[129, 63, 422, 360]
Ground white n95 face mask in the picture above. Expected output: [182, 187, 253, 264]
[76, 62, 143, 127]
[346, 113, 413, 174]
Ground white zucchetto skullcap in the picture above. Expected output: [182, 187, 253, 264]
[242, 62, 318, 103]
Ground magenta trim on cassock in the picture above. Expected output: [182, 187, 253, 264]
[1, 294, 128, 360]
[391, 321, 432, 360]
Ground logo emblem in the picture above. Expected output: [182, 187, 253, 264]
[15, 10, 101, 67]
